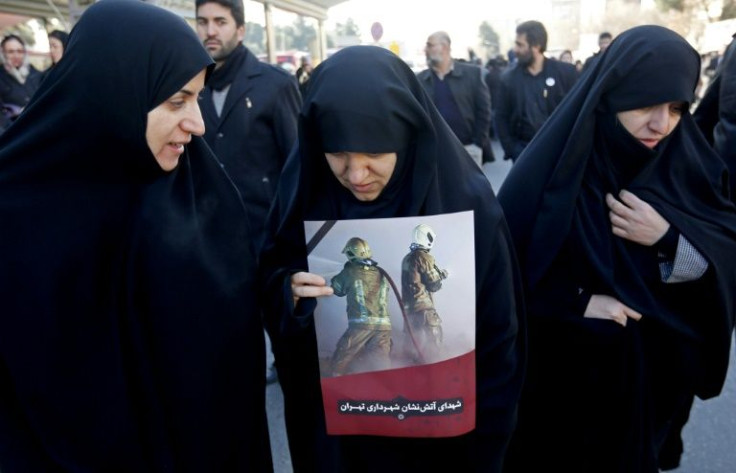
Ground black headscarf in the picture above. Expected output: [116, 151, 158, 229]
[260, 45, 525, 471]
[0, 1, 269, 471]
[47, 30, 69, 58]
[498, 25, 736, 398]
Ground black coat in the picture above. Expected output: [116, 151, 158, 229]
[201, 47, 300, 243]
[417, 61, 494, 162]
[495, 58, 577, 160]
[694, 33, 736, 201]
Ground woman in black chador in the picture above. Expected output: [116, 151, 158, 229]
[498, 25, 736, 472]
[0, 1, 270, 471]
[260, 46, 526, 472]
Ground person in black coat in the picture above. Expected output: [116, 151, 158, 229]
[195, 0, 301, 246]
[260, 45, 525, 473]
[694, 32, 736, 202]
[495, 20, 577, 162]
[499, 25, 736, 472]
[0, 1, 270, 471]
[0, 34, 41, 120]
[418, 31, 493, 165]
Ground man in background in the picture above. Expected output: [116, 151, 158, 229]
[582, 31, 613, 72]
[195, 0, 301, 384]
[418, 31, 493, 166]
[496, 20, 577, 162]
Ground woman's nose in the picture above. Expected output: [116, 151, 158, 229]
[346, 156, 368, 183]
[649, 106, 671, 135]
[182, 104, 205, 136]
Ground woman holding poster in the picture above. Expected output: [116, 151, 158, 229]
[260, 45, 525, 472]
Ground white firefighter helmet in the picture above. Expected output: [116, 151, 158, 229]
[412, 224, 436, 249]
[342, 237, 372, 262]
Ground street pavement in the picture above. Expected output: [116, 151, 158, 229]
[265, 141, 736, 472]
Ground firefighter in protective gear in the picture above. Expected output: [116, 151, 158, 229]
[330, 237, 392, 376]
[401, 224, 448, 362]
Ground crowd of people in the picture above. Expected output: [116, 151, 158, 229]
[1, 1, 735, 472]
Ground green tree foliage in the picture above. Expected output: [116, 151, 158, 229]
[478, 21, 500, 57]
[244, 21, 265, 55]
[291, 16, 317, 51]
[335, 18, 360, 38]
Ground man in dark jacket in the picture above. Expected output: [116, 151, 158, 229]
[417, 31, 493, 165]
[195, 0, 300, 385]
[195, 0, 300, 246]
[582, 31, 613, 72]
[496, 20, 577, 162]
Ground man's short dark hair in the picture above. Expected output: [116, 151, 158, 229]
[516, 20, 547, 53]
[599, 31, 613, 41]
[1, 34, 25, 50]
[195, 0, 245, 27]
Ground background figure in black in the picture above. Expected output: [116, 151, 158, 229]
[582, 31, 613, 72]
[0, 35, 41, 121]
[401, 224, 448, 363]
[499, 25, 736, 472]
[694, 32, 736, 202]
[485, 55, 508, 141]
[496, 20, 577, 162]
[43, 30, 68, 73]
[559, 49, 574, 64]
[330, 237, 392, 376]
[295, 55, 312, 96]
[195, 0, 301, 384]
[418, 31, 493, 165]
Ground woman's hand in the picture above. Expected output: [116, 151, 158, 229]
[584, 294, 642, 327]
[606, 190, 670, 246]
[290, 271, 334, 307]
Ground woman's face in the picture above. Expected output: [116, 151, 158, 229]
[146, 68, 207, 171]
[49, 37, 64, 64]
[324, 152, 398, 201]
[616, 101, 685, 149]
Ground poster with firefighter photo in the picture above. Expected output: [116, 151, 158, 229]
[304, 211, 476, 437]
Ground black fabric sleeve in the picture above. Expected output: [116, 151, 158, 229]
[656, 225, 679, 259]
[495, 76, 518, 160]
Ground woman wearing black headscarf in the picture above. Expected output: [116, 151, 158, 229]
[0, 1, 269, 471]
[260, 45, 525, 472]
[498, 25, 736, 472]
[40, 29, 69, 82]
